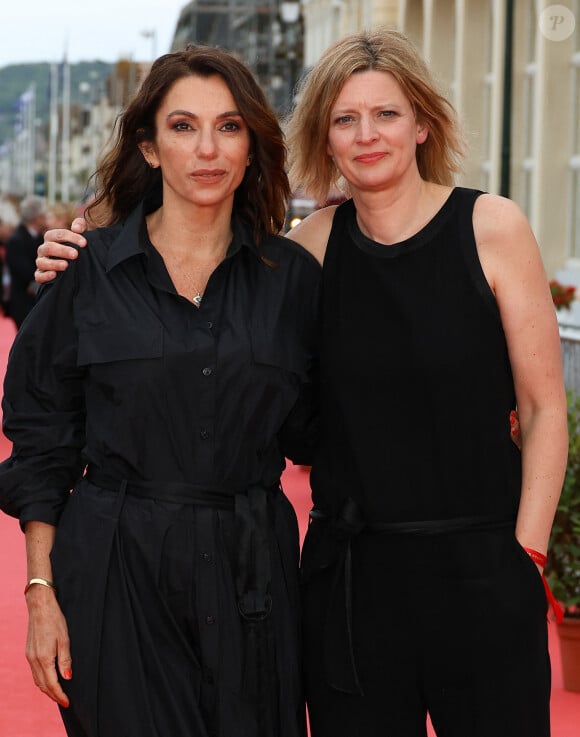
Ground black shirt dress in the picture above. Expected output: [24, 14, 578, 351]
[0, 197, 320, 737]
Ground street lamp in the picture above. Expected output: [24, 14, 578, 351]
[279, 1, 301, 25]
[277, 1, 303, 111]
[141, 29, 157, 61]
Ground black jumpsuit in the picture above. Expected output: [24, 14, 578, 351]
[0, 196, 320, 737]
[302, 188, 551, 737]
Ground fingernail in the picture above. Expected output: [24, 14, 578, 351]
[64, 669, 72, 680]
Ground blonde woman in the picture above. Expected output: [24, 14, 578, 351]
[284, 29, 566, 737]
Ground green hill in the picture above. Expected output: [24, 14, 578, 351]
[0, 61, 112, 146]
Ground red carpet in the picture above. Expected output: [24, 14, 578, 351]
[0, 313, 578, 735]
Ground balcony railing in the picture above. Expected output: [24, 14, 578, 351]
[561, 327, 580, 395]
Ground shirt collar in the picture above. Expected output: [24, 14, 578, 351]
[105, 194, 263, 273]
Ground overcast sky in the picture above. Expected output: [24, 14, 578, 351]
[0, 2, 188, 68]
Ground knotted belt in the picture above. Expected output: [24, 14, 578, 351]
[301, 496, 516, 696]
[85, 467, 279, 733]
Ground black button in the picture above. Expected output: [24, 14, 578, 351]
[200, 429, 210, 440]
[200, 552, 213, 563]
[202, 367, 213, 376]
[205, 615, 215, 625]
[206, 321, 213, 329]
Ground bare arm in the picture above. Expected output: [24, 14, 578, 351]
[35, 218, 88, 283]
[24, 521, 72, 707]
[474, 194, 568, 560]
[284, 206, 337, 266]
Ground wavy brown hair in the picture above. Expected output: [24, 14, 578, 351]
[286, 28, 466, 203]
[87, 45, 290, 238]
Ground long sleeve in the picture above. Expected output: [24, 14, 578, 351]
[0, 262, 86, 527]
[278, 365, 320, 466]
[277, 260, 321, 466]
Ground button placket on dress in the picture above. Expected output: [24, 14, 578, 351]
[196, 309, 217, 477]
[195, 506, 220, 723]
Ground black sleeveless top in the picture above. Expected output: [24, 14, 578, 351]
[310, 187, 522, 524]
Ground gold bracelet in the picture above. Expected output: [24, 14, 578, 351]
[24, 578, 56, 595]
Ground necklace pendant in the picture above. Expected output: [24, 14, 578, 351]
[193, 292, 203, 307]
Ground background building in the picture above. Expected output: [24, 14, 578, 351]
[172, 0, 303, 113]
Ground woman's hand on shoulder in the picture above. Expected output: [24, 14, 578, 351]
[35, 218, 89, 284]
[285, 205, 337, 266]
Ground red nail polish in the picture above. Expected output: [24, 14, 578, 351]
[64, 669, 72, 680]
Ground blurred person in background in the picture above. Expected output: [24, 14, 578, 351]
[0, 197, 20, 317]
[5, 195, 47, 328]
[46, 202, 80, 232]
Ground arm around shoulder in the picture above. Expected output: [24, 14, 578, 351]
[35, 220, 88, 284]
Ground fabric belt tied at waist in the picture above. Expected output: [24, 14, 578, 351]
[303, 497, 516, 697]
[84, 467, 279, 730]
[85, 466, 237, 508]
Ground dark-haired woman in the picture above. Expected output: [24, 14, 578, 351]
[0, 46, 318, 737]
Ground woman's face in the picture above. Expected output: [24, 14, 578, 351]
[327, 69, 427, 194]
[142, 74, 251, 210]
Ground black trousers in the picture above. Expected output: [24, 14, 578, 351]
[302, 526, 551, 737]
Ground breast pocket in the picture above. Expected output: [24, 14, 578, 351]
[250, 336, 310, 383]
[77, 323, 164, 366]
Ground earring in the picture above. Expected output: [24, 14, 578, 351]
[148, 161, 156, 168]
[247, 155, 252, 166]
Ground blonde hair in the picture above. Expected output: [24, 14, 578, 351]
[46, 201, 79, 229]
[285, 28, 466, 203]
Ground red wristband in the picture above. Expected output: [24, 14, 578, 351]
[523, 547, 564, 624]
[523, 547, 547, 568]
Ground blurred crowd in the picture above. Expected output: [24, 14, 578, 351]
[0, 195, 80, 329]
